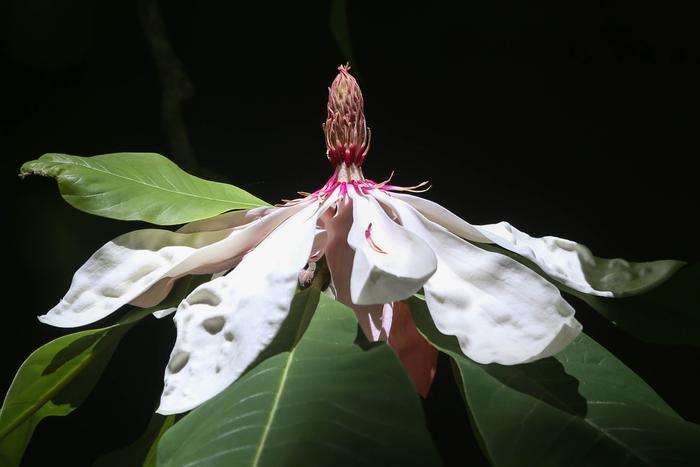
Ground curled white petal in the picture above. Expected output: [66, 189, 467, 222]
[393, 192, 683, 297]
[380, 192, 581, 365]
[347, 187, 437, 305]
[157, 194, 336, 414]
[40, 207, 299, 328]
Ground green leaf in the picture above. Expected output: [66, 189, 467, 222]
[0, 317, 139, 466]
[478, 243, 698, 346]
[574, 263, 700, 346]
[20, 153, 268, 225]
[157, 290, 443, 467]
[142, 416, 176, 467]
[407, 296, 700, 467]
[251, 286, 319, 365]
[0, 276, 205, 466]
[94, 414, 175, 467]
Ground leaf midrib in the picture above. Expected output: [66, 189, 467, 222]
[250, 350, 296, 467]
[44, 159, 263, 208]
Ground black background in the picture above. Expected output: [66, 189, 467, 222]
[3, 1, 699, 465]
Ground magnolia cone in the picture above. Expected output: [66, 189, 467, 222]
[323, 65, 370, 167]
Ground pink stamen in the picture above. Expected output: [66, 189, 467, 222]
[365, 223, 388, 254]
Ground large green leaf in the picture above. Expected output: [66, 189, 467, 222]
[20, 153, 268, 225]
[573, 263, 699, 346]
[0, 317, 141, 466]
[94, 414, 175, 467]
[142, 416, 176, 467]
[478, 243, 699, 346]
[157, 290, 443, 467]
[408, 296, 700, 467]
[98, 288, 318, 467]
[0, 276, 205, 466]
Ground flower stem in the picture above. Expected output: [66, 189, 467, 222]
[138, 0, 198, 171]
[310, 257, 332, 292]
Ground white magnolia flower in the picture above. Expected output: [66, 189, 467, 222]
[40, 66, 682, 415]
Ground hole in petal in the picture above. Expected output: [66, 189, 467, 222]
[224, 331, 234, 342]
[215, 365, 222, 374]
[168, 351, 189, 373]
[100, 285, 123, 298]
[187, 289, 221, 307]
[202, 316, 226, 334]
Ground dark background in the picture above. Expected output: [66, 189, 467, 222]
[3, 1, 699, 465]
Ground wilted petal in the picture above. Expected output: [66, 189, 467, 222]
[352, 302, 437, 397]
[158, 196, 335, 414]
[347, 188, 437, 305]
[386, 302, 438, 397]
[380, 192, 581, 365]
[322, 194, 354, 305]
[393, 192, 683, 297]
[322, 194, 388, 336]
[40, 206, 300, 327]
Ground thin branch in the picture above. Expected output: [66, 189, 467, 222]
[138, 0, 197, 170]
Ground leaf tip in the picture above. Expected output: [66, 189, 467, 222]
[19, 154, 62, 179]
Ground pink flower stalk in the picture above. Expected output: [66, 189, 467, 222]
[40, 66, 682, 414]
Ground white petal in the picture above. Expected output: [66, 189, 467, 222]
[390, 192, 491, 242]
[40, 206, 300, 328]
[177, 207, 271, 234]
[393, 192, 683, 297]
[152, 307, 177, 319]
[131, 277, 176, 308]
[476, 222, 683, 297]
[354, 303, 393, 342]
[211, 268, 233, 280]
[309, 228, 328, 262]
[346, 187, 437, 305]
[379, 192, 581, 365]
[157, 195, 335, 414]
